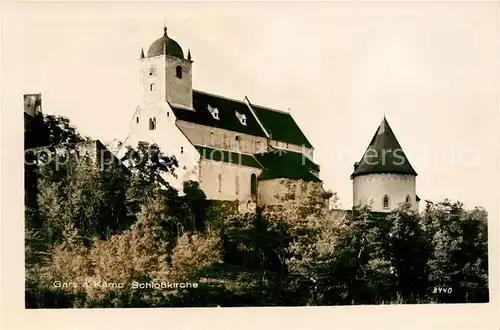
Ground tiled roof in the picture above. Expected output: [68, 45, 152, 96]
[195, 145, 263, 169]
[171, 91, 268, 138]
[255, 150, 321, 182]
[351, 117, 417, 178]
[193, 145, 320, 182]
[170, 91, 314, 151]
[249, 102, 313, 149]
[269, 148, 320, 172]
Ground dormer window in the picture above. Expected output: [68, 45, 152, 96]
[236, 111, 247, 126]
[208, 105, 220, 120]
[176, 66, 182, 79]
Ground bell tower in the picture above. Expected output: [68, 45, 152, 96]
[139, 27, 193, 109]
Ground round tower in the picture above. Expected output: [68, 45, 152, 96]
[351, 117, 419, 212]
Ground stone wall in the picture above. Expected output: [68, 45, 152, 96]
[257, 178, 323, 205]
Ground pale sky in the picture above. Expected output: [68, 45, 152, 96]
[3, 1, 499, 211]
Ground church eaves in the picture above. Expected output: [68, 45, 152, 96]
[351, 117, 417, 179]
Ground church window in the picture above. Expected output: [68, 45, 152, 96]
[218, 174, 222, 194]
[383, 195, 390, 209]
[235, 135, 239, 141]
[148, 66, 157, 77]
[136, 117, 139, 123]
[149, 83, 155, 92]
[250, 173, 257, 196]
[167, 112, 169, 117]
[149, 117, 156, 130]
[235, 175, 240, 195]
[176, 66, 182, 78]
[405, 194, 411, 204]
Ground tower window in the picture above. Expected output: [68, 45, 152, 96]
[383, 195, 390, 209]
[149, 117, 156, 130]
[176, 65, 182, 78]
[148, 65, 157, 77]
[180, 146, 184, 154]
[235, 135, 239, 141]
[136, 117, 139, 123]
[405, 194, 411, 204]
[149, 83, 156, 92]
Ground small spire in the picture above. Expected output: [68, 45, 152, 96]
[140, 47, 145, 59]
[187, 49, 192, 61]
[163, 25, 168, 37]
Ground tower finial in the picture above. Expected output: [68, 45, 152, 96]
[163, 25, 168, 37]
[187, 49, 192, 61]
[140, 47, 145, 59]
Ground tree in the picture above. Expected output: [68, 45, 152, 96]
[422, 200, 488, 303]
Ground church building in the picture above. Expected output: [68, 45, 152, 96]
[123, 27, 323, 206]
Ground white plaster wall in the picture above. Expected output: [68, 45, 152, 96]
[140, 55, 193, 109]
[176, 121, 269, 154]
[352, 173, 417, 212]
[125, 102, 200, 193]
[199, 159, 262, 201]
[269, 140, 314, 159]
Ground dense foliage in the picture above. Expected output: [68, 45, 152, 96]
[24, 116, 489, 307]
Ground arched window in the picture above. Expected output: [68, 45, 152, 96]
[383, 195, 390, 209]
[250, 173, 257, 196]
[235, 135, 239, 141]
[176, 65, 182, 78]
[149, 117, 156, 130]
[405, 194, 411, 204]
[235, 175, 240, 195]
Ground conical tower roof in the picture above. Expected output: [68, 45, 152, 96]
[351, 117, 417, 178]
